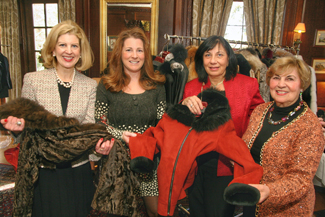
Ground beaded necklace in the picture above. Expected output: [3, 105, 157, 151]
[55, 69, 75, 88]
[267, 100, 304, 125]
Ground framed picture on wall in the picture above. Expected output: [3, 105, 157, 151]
[312, 58, 325, 73]
[107, 36, 118, 51]
[314, 30, 325, 46]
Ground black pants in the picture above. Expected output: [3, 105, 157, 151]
[188, 152, 235, 217]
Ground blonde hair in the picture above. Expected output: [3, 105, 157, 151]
[266, 56, 311, 91]
[41, 20, 94, 71]
[102, 27, 165, 92]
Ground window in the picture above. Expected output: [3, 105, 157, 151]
[224, 1, 247, 49]
[32, 3, 58, 71]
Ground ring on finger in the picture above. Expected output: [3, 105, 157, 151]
[190, 104, 193, 107]
[17, 121, 22, 126]
[100, 148, 104, 151]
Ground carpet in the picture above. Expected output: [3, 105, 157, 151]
[0, 164, 15, 217]
[0, 164, 16, 186]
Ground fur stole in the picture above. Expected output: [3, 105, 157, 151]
[185, 45, 199, 82]
[0, 98, 140, 217]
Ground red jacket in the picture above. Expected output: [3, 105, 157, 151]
[129, 89, 263, 216]
[183, 74, 264, 176]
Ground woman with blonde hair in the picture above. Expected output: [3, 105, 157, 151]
[95, 27, 166, 216]
[1, 20, 114, 216]
[243, 56, 325, 216]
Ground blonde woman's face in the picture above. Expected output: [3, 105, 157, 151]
[53, 33, 81, 71]
[269, 68, 302, 107]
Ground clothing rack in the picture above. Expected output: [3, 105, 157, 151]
[163, 33, 296, 52]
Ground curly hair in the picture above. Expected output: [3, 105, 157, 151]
[102, 27, 165, 92]
[266, 56, 311, 91]
[41, 20, 94, 71]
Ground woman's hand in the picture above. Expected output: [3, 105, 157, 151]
[249, 184, 270, 203]
[0, 116, 25, 134]
[182, 96, 204, 115]
[95, 138, 114, 155]
[318, 117, 325, 132]
[122, 131, 137, 144]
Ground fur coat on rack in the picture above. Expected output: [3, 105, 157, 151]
[0, 98, 141, 217]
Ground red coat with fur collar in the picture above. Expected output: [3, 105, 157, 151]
[129, 89, 263, 216]
[183, 74, 264, 176]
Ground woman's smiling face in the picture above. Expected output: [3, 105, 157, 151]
[121, 37, 145, 75]
[53, 33, 80, 71]
[269, 67, 302, 107]
[203, 44, 229, 79]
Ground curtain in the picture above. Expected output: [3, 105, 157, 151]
[192, 0, 233, 44]
[243, 0, 286, 45]
[0, 0, 22, 100]
[59, 0, 75, 22]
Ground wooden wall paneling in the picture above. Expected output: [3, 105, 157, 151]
[18, 0, 36, 76]
[157, 0, 193, 53]
[158, 0, 175, 54]
[299, 0, 325, 66]
[317, 80, 325, 111]
[107, 8, 127, 35]
[89, 0, 100, 77]
[281, 0, 303, 48]
[173, 0, 192, 47]
[316, 73, 325, 111]
[18, 0, 29, 81]
[76, 0, 101, 78]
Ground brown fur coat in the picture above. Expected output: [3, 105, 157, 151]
[0, 98, 140, 217]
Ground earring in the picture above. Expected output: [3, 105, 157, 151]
[53, 53, 56, 57]
[80, 55, 82, 59]
[300, 90, 303, 101]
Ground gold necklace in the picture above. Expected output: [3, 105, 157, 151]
[211, 79, 224, 89]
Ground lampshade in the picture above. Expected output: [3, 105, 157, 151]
[294, 23, 306, 33]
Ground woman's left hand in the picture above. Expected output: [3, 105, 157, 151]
[249, 184, 270, 203]
[95, 138, 115, 155]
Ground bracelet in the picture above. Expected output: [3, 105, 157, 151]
[93, 150, 102, 157]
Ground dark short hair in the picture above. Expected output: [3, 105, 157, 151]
[195, 35, 237, 83]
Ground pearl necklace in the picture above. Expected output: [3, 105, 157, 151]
[267, 101, 304, 125]
[55, 69, 75, 88]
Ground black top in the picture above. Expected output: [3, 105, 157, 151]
[95, 82, 166, 140]
[250, 98, 304, 164]
[58, 84, 71, 115]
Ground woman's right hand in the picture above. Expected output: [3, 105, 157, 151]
[182, 96, 204, 115]
[0, 116, 25, 133]
[249, 184, 270, 203]
[122, 131, 137, 144]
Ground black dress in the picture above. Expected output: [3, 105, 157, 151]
[32, 84, 95, 217]
[95, 82, 166, 197]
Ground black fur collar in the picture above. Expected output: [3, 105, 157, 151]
[167, 88, 231, 132]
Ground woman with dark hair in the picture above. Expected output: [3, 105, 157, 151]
[182, 35, 264, 216]
[95, 27, 166, 217]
